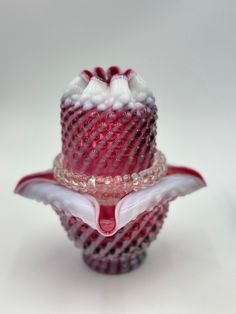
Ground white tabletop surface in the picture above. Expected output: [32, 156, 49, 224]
[1, 1, 236, 313]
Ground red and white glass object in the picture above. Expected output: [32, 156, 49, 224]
[15, 67, 206, 274]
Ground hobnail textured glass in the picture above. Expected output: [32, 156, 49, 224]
[53, 150, 167, 197]
[61, 105, 157, 176]
[56, 203, 169, 274]
[15, 66, 205, 275]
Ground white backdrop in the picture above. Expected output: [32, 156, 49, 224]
[1, 1, 236, 313]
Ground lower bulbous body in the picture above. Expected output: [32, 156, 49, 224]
[15, 165, 205, 275]
[56, 203, 169, 274]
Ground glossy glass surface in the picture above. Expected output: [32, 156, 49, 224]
[61, 106, 157, 176]
[57, 204, 169, 274]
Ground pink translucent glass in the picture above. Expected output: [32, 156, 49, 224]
[53, 150, 167, 198]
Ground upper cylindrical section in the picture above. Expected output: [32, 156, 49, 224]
[60, 67, 158, 176]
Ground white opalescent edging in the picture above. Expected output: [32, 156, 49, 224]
[61, 73, 155, 111]
[18, 174, 204, 236]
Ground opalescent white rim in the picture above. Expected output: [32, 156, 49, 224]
[15, 168, 205, 236]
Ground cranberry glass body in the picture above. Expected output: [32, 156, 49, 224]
[15, 67, 205, 275]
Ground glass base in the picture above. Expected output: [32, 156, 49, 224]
[83, 249, 147, 274]
[57, 203, 168, 274]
